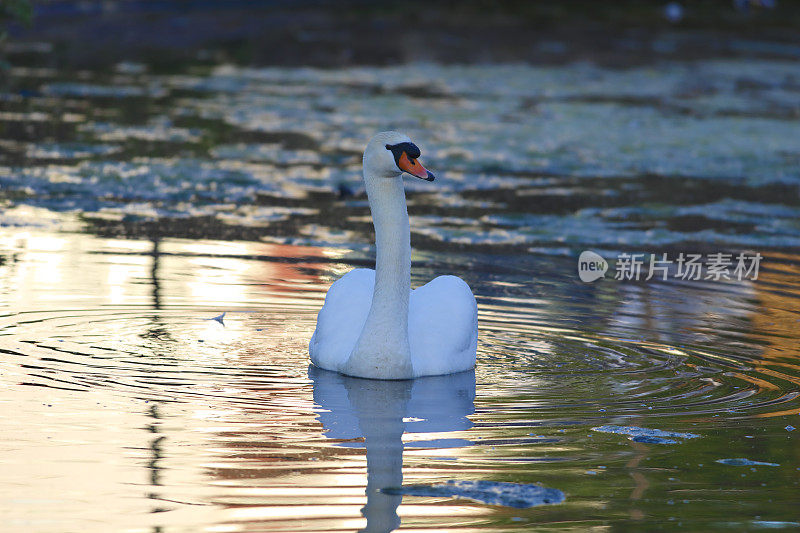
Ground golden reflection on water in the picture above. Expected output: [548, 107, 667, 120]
[0, 231, 332, 311]
[0, 231, 320, 531]
[1, 388, 156, 531]
[1, 230, 491, 532]
[751, 252, 800, 358]
[3, 229, 800, 531]
[748, 252, 800, 419]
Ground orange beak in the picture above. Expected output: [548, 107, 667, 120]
[397, 152, 435, 181]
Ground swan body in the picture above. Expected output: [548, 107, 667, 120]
[310, 131, 477, 379]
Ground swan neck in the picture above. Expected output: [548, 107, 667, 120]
[367, 175, 411, 308]
[341, 171, 413, 379]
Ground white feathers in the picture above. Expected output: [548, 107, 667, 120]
[309, 131, 478, 379]
[408, 275, 477, 377]
[310, 271, 477, 378]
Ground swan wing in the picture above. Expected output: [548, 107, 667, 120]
[309, 268, 374, 372]
[409, 275, 478, 377]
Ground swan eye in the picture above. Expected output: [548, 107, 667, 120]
[386, 142, 421, 165]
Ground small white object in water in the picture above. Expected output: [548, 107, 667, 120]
[210, 312, 226, 326]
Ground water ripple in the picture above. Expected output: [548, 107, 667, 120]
[1, 233, 798, 531]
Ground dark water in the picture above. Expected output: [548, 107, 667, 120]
[1, 53, 800, 531]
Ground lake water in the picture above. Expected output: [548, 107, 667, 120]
[1, 57, 800, 531]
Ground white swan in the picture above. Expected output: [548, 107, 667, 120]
[309, 131, 477, 380]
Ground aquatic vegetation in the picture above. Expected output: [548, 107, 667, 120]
[1, 60, 799, 254]
[592, 425, 700, 444]
[382, 480, 565, 508]
[716, 458, 780, 467]
[25, 143, 121, 160]
[42, 82, 167, 99]
[80, 119, 200, 143]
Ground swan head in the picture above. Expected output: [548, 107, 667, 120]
[363, 131, 435, 182]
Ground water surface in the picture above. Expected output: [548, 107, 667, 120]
[1, 52, 800, 532]
[1, 231, 799, 531]
[2, 60, 800, 254]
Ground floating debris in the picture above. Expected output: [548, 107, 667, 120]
[382, 480, 565, 508]
[210, 312, 226, 326]
[716, 458, 779, 467]
[785, 425, 795, 432]
[751, 521, 800, 529]
[632, 435, 678, 444]
[717, 520, 800, 529]
[591, 425, 700, 444]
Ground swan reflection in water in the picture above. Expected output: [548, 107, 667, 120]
[309, 366, 476, 533]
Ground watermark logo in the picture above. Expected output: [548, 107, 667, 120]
[578, 251, 762, 283]
[578, 250, 608, 282]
